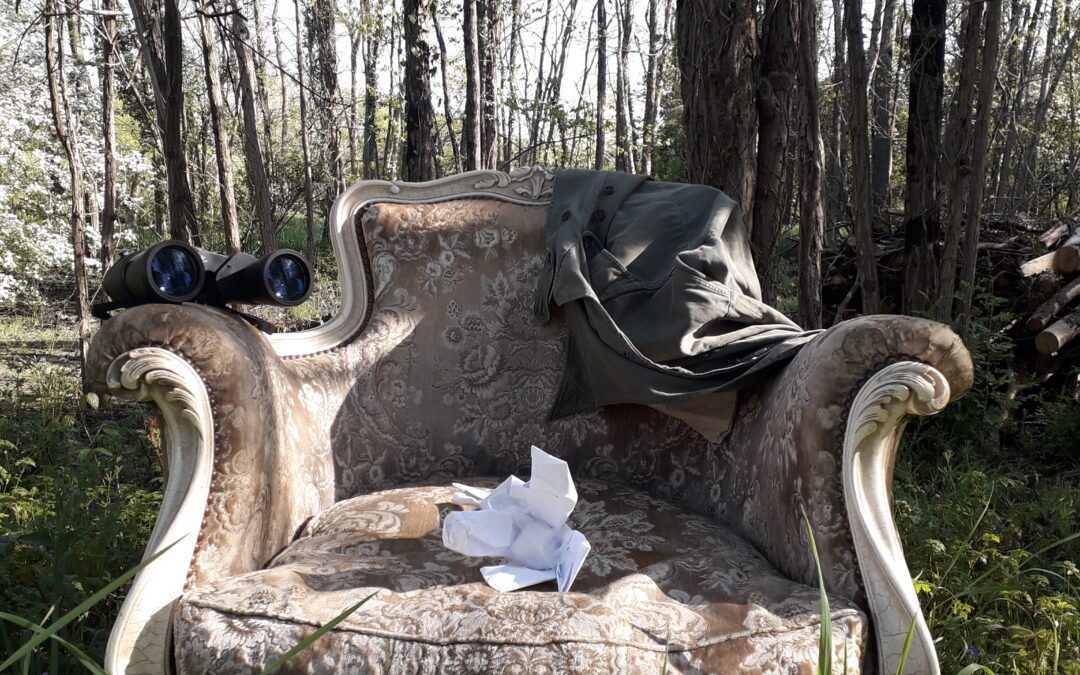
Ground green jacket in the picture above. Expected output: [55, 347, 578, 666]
[534, 169, 819, 419]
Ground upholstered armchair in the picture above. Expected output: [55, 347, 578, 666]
[88, 168, 973, 674]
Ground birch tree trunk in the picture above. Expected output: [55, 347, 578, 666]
[199, 5, 241, 254]
[231, 6, 277, 254]
[902, 0, 946, 315]
[403, 0, 436, 180]
[845, 0, 882, 313]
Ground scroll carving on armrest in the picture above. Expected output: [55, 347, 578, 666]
[710, 315, 973, 674]
[87, 304, 335, 674]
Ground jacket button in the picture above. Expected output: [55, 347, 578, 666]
[601, 186, 615, 196]
[561, 210, 571, 221]
[592, 209, 606, 221]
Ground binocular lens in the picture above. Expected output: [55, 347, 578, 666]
[151, 245, 201, 298]
[267, 254, 310, 303]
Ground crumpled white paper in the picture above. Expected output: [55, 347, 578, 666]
[441, 446, 591, 592]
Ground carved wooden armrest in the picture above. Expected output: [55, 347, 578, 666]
[87, 304, 334, 674]
[713, 315, 973, 674]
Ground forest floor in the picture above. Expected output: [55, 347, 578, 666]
[0, 298, 1077, 673]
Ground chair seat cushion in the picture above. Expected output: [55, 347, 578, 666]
[174, 480, 866, 673]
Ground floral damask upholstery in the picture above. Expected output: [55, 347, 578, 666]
[87, 187, 974, 674]
[175, 481, 865, 673]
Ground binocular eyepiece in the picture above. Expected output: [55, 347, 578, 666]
[93, 240, 313, 321]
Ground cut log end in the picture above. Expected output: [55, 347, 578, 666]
[1020, 245, 1080, 277]
[1036, 308, 1080, 354]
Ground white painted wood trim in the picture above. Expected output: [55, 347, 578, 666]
[843, 361, 950, 675]
[269, 167, 555, 357]
[103, 348, 215, 675]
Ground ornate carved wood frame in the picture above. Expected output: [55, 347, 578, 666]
[101, 168, 944, 674]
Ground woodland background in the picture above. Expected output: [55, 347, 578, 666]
[0, 0, 1079, 670]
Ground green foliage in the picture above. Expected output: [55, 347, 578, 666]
[895, 297, 1080, 674]
[0, 317, 162, 671]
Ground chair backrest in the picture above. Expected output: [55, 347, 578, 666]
[304, 170, 718, 506]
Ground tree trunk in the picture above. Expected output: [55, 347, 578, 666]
[231, 6, 277, 254]
[99, 0, 118, 267]
[994, 0, 1043, 209]
[595, 0, 607, 169]
[307, 0, 344, 192]
[957, 0, 1003, 326]
[641, 0, 670, 176]
[504, 0, 523, 165]
[295, 0, 316, 261]
[272, 0, 289, 145]
[845, 0, 882, 313]
[249, 0, 274, 177]
[826, 0, 848, 231]
[527, 0, 553, 163]
[870, 0, 898, 216]
[614, 0, 633, 172]
[478, 0, 500, 169]
[752, 0, 799, 303]
[403, 0, 436, 180]
[677, 0, 759, 231]
[936, 0, 983, 320]
[462, 0, 482, 170]
[45, 0, 90, 384]
[128, 0, 200, 244]
[199, 6, 242, 255]
[362, 0, 381, 179]
[798, 0, 826, 329]
[433, 11, 462, 173]
[902, 0, 946, 315]
[349, 26, 361, 177]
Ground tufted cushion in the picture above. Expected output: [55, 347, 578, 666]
[174, 480, 865, 673]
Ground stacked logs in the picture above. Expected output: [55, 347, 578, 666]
[820, 214, 1080, 391]
[1022, 233, 1080, 356]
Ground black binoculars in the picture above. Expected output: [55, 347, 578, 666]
[92, 240, 313, 320]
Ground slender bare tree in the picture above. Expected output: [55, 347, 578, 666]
[595, 0, 608, 169]
[231, 5, 276, 253]
[798, 0, 826, 328]
[752, 0, 799, 303]
[99, 0, 118, 266]
[295, 0, 316, 261]
[845, 0, 881, 313]
[403, 0, 436, 180]
[45, 0, 90, 382]
[128, 0, 200, 243]
[462, 0, 482, 170]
